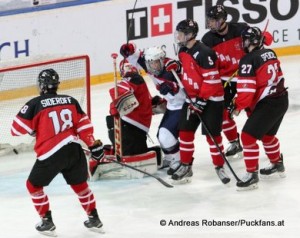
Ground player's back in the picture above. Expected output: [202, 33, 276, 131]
[238, 48, 285, 110]
[14, 93, 86, 160]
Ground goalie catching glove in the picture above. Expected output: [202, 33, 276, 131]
[89, 140, 104, 161]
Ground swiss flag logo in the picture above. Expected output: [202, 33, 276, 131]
[151, 4, 172, 37]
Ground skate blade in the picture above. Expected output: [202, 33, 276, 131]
[87, 226, 105, 234]
[171, 177, 192, 185]
[236, 183, 258, 191]
[38, 230, 57, 237]
[260, 172, 286, 180]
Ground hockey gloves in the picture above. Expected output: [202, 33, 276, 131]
[151, 95, 167, 114]
[120, 43, 136, 58]
[164, 59, 181, 73]
[189, 97, 207, 114]
[159, 81, 179, 96]
[263, 31, 273, 46]
[227, 99, 240, 118]
[89, 140, 104, 161]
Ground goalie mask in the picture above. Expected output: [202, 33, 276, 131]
[242, 27, 263, 53]
[175, 19, 199, 47]
[206, 5, 228, 33]
[119, 60, 138, 78]
[38, 68, 60, 95]
[144, 46, 166, 76]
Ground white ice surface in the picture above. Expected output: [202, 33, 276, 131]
[0, 55, 300, 238]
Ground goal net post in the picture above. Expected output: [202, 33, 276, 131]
[0, 55, 91, 156]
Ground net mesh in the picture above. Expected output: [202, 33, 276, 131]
[0, 55, 90, 156]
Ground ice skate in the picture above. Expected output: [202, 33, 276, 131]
[35, 211, 57, 237]
[260, 154, 285, 179]
[171, 163, 193, 184]
[84, 208, 104, 233]
[215, 166, 231, 184]
[159, 156, 171, 169]
[167, 159, 180, 175]
[225, 136, 243, 160]
[236, 171, 259, 191]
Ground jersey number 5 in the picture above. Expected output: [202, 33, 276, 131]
[48, 109, 73, 135]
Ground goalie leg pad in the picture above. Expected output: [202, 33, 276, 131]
[121, 151, 158, 178]
[91, 151, 158, 180]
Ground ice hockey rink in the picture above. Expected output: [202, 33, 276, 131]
[0, 55, 299, 238]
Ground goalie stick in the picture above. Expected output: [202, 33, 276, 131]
[83, 148, 173, 188]
[171, 69, 241, 182]
[111, 53, 123, 158]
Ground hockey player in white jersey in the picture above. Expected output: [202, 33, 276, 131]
[120, 43, 185, 175]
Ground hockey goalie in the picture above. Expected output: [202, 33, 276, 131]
[89, 60, 162, 181]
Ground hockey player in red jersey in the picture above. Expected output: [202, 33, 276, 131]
[170, 19, 230, 184]
[119, 43, 185, 175]
[228, 27, 288, 190]
[11, 69, 104, 236]
[107, 61, 153, 155]
[201, 5, 248, 159]
[88, 61, 161, 178]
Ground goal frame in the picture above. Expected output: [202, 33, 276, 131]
[0, 54, 91, 118]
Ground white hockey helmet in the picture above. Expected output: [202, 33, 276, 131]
[144, 46, 166, 76]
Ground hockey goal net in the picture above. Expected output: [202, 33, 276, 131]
[0, 55, 91, 156]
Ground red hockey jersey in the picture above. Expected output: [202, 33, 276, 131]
[11, 93, 95, 160]
[109, 73, 152, 133]
[202, 22, 248, 80]
[235, 48, 286, 112]
[178, 41, 224, 101]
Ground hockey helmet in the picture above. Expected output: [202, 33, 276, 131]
[206, 5, 227, 21]
[175, 19, 198, 47]
[206, 5, 228, 33]
[242, 27, 263, 53]
[119, 60, 138, 78]
[144, 46, 166, 76]
[38, 68, 60, 94]
[176, 19, 198, 37]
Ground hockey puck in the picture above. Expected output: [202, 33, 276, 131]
[13, 149, 19, 154]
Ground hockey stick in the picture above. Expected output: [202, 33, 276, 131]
[111, 53, 123, 158]
[126, 0, 138, 43]
[223, 70, 238, 88]
[171, 69, 241, 182]
[83, 148, 173, 188]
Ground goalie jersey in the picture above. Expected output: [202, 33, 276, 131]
[109, 72, 152, 133]
[11, 93, 95, 160]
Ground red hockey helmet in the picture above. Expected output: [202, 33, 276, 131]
[119, 60, 138, 78]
